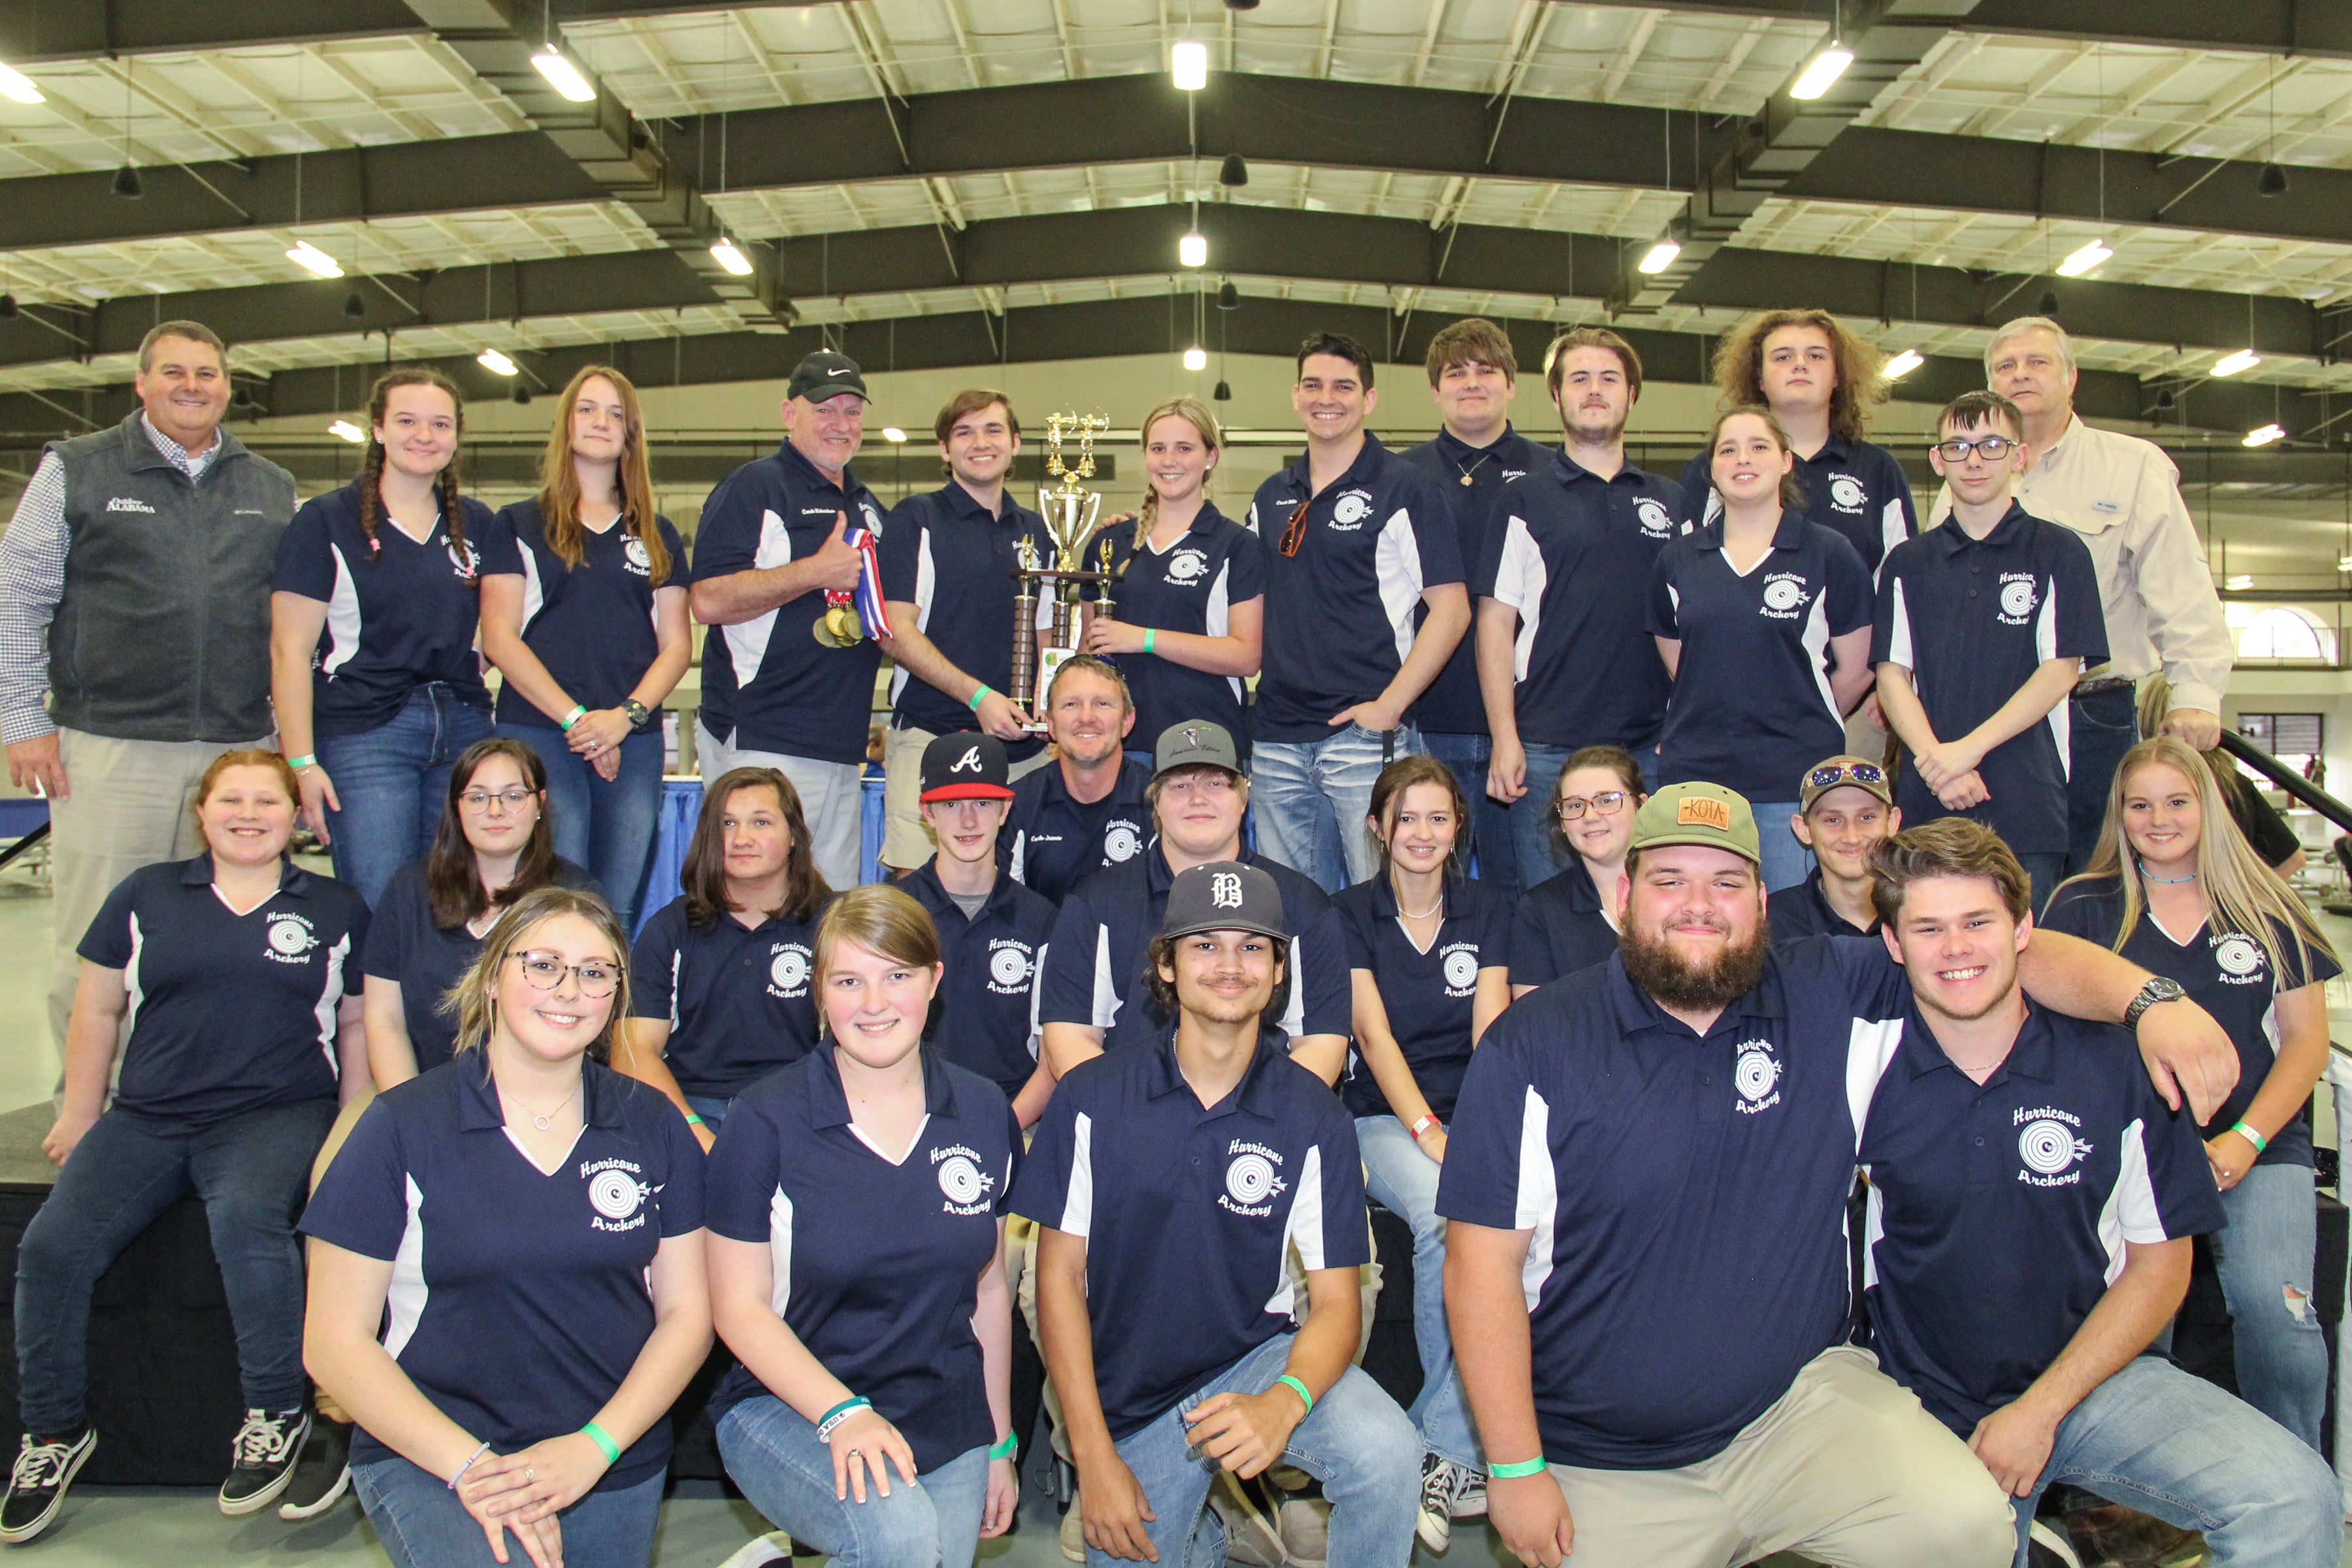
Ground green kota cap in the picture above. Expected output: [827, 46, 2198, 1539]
[1627, 781, 1761, 865]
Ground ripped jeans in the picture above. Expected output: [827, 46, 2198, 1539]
[2212, 1160, 2328, 1454]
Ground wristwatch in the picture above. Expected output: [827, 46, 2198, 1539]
[621, 698, 653, 731]
[2123, 975, 2187, 1030]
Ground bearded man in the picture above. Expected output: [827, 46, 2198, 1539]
[1432, 783, 2240, 1568]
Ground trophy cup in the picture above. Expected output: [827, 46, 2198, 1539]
[1009, 412, 1114, 723]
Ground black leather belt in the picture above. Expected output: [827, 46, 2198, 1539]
[2074, 676, 2135, 696]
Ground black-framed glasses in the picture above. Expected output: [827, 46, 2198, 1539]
[1557, 791, 1630, 820]
[1808, 761, 1887, 791]
[509, 950, 619, 998]
[1934, 436, 2014, 462]
[1279, 498, 1311, 558]
[460, 787, 536, 813]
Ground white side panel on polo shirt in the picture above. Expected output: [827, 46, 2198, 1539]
[1281, 937, 1308, 1038]
[1009, 832, 1028, 883]
[1883, 578, 1915, 669]
[2036, 578, 2071, 774]
[384, 1175, 429, 1358]
[1373, 508, 1426, 666]
[313, 933, 351, 1078]
[516, 546, 546, 634]
[1880, 500, 1907, 573]
[1028, 941, 1049, 1056]
[1844, 1016, 1906, 1154]
[767, 1184, 796, 1317]
[1513, 1086, 1556, 1311]
[322, 544, 363, 675]
[1490, 516, 1548, 683]
[1060, 1113, 1095, 1236]
[1261, 1145, 1329, 1318]
[1089, 928, 1120, 1029]
[122, 913, 148, 1037]
[1800, 589, 1837, 719]
[723, 508, 795, 686]
[887, 528, 939, 706]
[1860, 1181, 1887, 1290]
[2095, 1119, 2162, 1286]
[1206, 562, 1242, 703]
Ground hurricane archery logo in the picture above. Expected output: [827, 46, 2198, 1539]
[1166, 547, 1210, 584]
[2016, 1107, 2092, 1185]
[768, 943, 811, 998]
[933, 1144, 996, 1215]
[1828, 475, 1866, 514]
[263, 913, 318, 964]
[1104, 822, 1141, 862]
[448, 538, 482, 580]
[1997, 575, 2038, 625]
[1220, 1140, 1287, 1217]
[1441, 945, 1479, 996]
[624, 537, 653, 576]
[1759, 574, 1809, 618]
[1635, 498, 1673, 538]
[583, 1158, 651, 1231]
[2214, 934, 2266, 985]
[860, 502, 883, 533]
[1329, 490, 1373, 530]
[987, 939, 1034, 994]
[1733, 1042, 1782, 1115]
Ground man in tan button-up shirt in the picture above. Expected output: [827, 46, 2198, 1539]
[1929, 316, 2232, 877]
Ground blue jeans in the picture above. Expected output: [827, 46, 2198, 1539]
[1752, 800, 1812, 894]
[316, 683, 494, 906]
[2212, 1160, 2330, 1452]
[354, 1456, 664, 1568]
[2016, 853, 2066, 919]
[1092, 1331, 1419, 1567]
[2065, 684, 2140, 878]
[16, 1098, 335, 1433]
[2010, 1354, 2341, 1567]
[1422, 732, 1518, 898]
[1356, 1117, 1478, 1469]
[685, 1094, 734, 1135]
[498, 723, 664, 932]
[1250, 725, 1421, 894]
[717, 1397, 990, 1568]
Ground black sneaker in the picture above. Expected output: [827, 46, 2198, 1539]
[276, 1417, 351, 1521]
[0, 1428, 96, 1544]
[219, 1408, 308, 1516]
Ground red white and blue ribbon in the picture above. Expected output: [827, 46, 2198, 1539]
[828, 524, 893, 639]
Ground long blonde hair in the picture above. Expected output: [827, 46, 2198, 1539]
[1129, 397, 1222, 553]
[536, 365, 669, 584]
[445, 885, 632, 1064]
[2061, 734, 2334, 984]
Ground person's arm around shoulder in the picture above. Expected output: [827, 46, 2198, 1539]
[2015, 926, 2237, 1121]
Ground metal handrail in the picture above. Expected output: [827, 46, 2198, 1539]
[2217, 731, 2352, 836]
[0, 820, 46, 875]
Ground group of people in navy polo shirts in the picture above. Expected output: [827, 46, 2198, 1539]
[3, 308, 2342, 1568]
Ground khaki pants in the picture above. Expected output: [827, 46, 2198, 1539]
[1544, 1345, 2014, 1568]
[879, 723, 1050, 872]
[47, 728, 267, 1065]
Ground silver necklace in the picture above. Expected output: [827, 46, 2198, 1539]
[2138, 857, 2200, 885]
[505, 1080, 579, 1132]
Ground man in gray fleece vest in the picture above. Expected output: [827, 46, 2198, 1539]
[0, 320, 297, 1063]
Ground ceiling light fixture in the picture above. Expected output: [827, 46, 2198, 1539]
[0, 62, 42, 105]
[2212, 349, 2261, 378]
[1213, 379, 1232, 401]
[112, 163, 142, 199]
[478, 348, 519, 377]
[710, 237, 755, 276]
[2242, 423, 2285, 447]
[1219, 154, 1247, 188]
[1171, 40, 1209, 91]
[531, 48, 596, 103]
[1637, 238, 1680, 274]
[881, 426, 907, 442]
[1179, 231, 1208, 268]
[1183, 346, 1208, 371]
[1218, 280, 1239, 309]
[329, 419, 366, 444]
[1789, 45, 1854, 101]
[2225, 574, 2254, 589]
[1883, 348, 1923, 379]
[286, 240, 343, 279]
[2337, 554, 2352, 572]
[2258, 161, 2289, 198]
[2055, 239, 2112, 277]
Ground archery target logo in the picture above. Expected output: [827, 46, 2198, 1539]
[1104, 823, 1141, 862]
[2215, 935, 2263, 978]
[1167, 547, 1209, 583]
[448, 538, 482, 579]
[624, 537, 653, 575]
[1828, 475, 1866, 512]
[1443, 950, 1478, 990]
[1330, 491, 1372, 528]
[989, 945, 1033, 988]
[589, 1169, 645, 1222]
[1635, 498, 1673, 537]
[1224, 1152, 1283, 1206]
[937, 1154, 989, 1206]
[2018, 1118, 2090, 1176]
[265, 915, 316, 958]
[1999, 580, 2037, 619]
[1763, 578, 1805, 612]
[1735, 1047, 1780, 1103]
[770, 945, 811, 996]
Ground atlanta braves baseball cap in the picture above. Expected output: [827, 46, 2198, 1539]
[1627, 781, 1762, 865]
[1154, 719, 1241, 778]
[1160, 861, 1288, 943]
[919, 732, 1014, 803]
[786, 350, 868, 404]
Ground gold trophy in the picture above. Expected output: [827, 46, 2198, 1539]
[1009, 412, 1114, 721]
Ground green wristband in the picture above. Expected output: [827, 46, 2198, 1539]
[1273, 1375, 1314, 1416]
[967, 685, 994, 712]
[286, 753, 318, 771]
[580, 1422, 621, 1464]
[683, 1113, 705, 1127]
[559, 704, 587, 732]
[988, 1431, 1019, 1461]
[1143, 629, 1156, 655]
[2232, 1120, 2268, 1155]
[1489, 1456, 1548, 1480]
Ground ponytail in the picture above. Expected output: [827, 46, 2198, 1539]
[355, 367, 468, 568]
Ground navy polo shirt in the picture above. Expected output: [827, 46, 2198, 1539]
[2042, 877, 2339, 1169]
[477, 500, 691, 730]
[1475, 451, 1682, 751]
[1874, 504, 2107, 856]
[1011, 1024, 1369, 1439]
[1437, 937, 1910, 1469]
[879, 480, 1051, 761]
[1767, 872, 1879, 946]
[629, 893, 827, 1100]
[1332, 875, 1512, 1121]
[1398, 427, 1549, 736]
[705, 1047, 1019, 1471]
[80, 853, 368, 1124]
[1508, 861, 1619, 989]
[1004, 757, 1153, 906]
[693, 442, 887, 766]
[1678, 433, 1916, 573]
[271, 480, 494, 736]
[1855, 1003, 2224, 1435]
[1648, 512, 1873, 802]
[301, 1059, 704, 1490]
[1089, 503, 1266, 748]
[1243, 433, 1462, 743]
[360, 857, 601, 1074]
[1036, 844, 1350, 1051]
[902, 862, 1059, 1101]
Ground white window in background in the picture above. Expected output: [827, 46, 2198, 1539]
[2236, 606, 2337, 664]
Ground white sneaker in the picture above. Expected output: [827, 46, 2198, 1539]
[1059, 1493, 1086, 1562]
[713, 1531, 792, 1568]
[1417, 1452, 1456, 1552]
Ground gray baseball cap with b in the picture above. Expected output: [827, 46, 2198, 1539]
[1160, 861, 1288, 943]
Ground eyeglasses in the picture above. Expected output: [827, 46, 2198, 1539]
[508, 950, 619, 998]
[1278, 498, 1311, 558]
[1557, 791, 1629, 820]
[461, 787, 536, 813]
[1807, 761, 1887, 791]
[1934, 436, 2014, 462]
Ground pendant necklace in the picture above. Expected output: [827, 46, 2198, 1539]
[506, 1079, 579, 1132]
